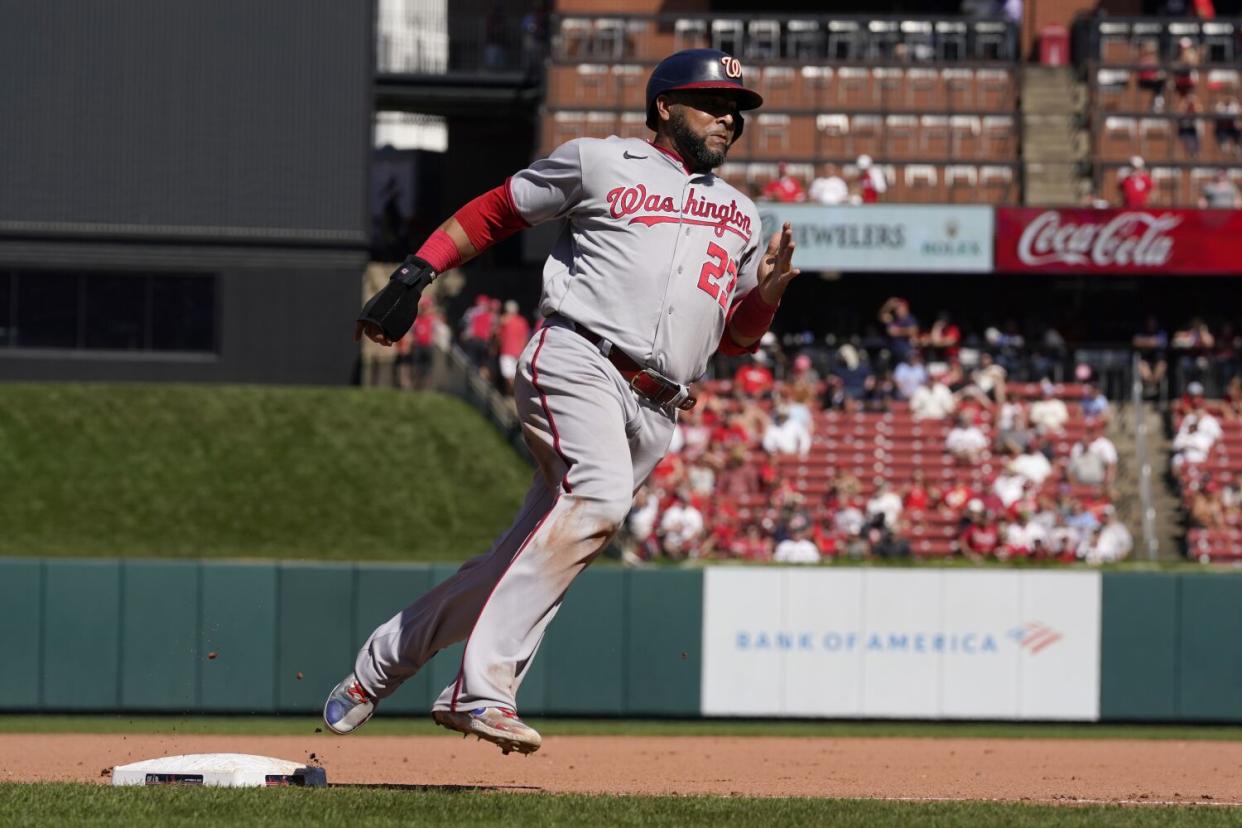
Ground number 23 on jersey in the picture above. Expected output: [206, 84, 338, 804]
[696, 242, 738, 310]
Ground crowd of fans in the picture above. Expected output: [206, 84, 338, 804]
[608, 296, 1131, 566]
[1133, 314, 1242, 400]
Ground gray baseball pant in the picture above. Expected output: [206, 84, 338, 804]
[353, 320, 676, 712]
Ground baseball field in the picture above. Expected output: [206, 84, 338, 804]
[1, 717, 1241, 825]
[4, 384, 1241, 824]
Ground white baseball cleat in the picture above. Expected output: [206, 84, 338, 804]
[432, 707, 542, 755]
[322, 673, 375, 735]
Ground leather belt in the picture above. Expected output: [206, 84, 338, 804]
[564, 323, 697, 412]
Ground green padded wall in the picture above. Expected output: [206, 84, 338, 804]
[43, 560, 121, 710]
[1178, 574, 1242, 720]
[626, 569, 703, 715]
[0, 560, 42, 708]
[1099, 572, 1179, 720]
[120, 561, 200, 710]
[542, 568, 627, 715]
[200, 563, 279, 712]
[278, 564, 356, 710]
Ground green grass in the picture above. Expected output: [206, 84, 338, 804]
[5, 715, 1242, 742]
[0, 784, 1235, 827]
[0, 384, 530, 560]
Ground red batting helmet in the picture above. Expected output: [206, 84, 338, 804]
[645, 48, 764, 141]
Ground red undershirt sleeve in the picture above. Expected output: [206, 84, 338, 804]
[717, 288, 779, 356]
[453, 177, 530, 252]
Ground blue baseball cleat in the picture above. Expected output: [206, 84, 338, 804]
[323, 673, 375, 735]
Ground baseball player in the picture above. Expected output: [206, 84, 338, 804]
[324, 48, 800, 755]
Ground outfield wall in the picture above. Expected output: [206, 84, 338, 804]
[1, 560, 1238, 721]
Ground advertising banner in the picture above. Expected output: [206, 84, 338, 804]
[755, 205, 994, 273]
[995, 208, 1242, 275]
[701, 568, 1101, 720]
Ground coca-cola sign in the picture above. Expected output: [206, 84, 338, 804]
[996, 208, 1242, 274]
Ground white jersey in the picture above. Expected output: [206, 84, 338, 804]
[508, 136, 762, 384]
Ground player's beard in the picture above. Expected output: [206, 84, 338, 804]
[668, 111, 729, 172]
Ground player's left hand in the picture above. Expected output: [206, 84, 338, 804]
[756, 222, 800, 306]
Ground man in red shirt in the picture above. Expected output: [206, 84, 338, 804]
[733, 355, 775, 397]
[495, 300, 532, 394]
[1120, 156, 1153, 208]
[403, 296, 440, 390]
[958, 500, 1000, 560]
[760, 162, 806, 203]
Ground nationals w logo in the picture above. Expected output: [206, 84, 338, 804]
[720, 56, 742, 78]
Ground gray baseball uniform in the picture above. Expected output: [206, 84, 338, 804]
[353, 135, 762, 714]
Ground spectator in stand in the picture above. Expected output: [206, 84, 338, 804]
[958, 499, 1001, 561]
[1173, 37, 1201, 99]
[946, 413, 989, 465]
[903, 470, 934, 514]
[1189, 477, 1225, 528]
[809, 165, 849, 205]
[1199, 168, 1241, 209]
[1176, 93, 1204, 159]
[1120, 156, 1153, 208]
[869, 519, 911, 559]
[762, 406, 812, 458]
[866, 481, 904, 530]
[789, 352, 820, 385]
[1029, 382, 1070, 435]
[1173, 318, 1216, 388]
[733, 353, 775, 398]
[1009, 444, 1054, 488]
[1133, 315, 1169, 396]
[1085, 506, 1133, 564]
[782, 382, 816, 434]
[406, 296, 441, 390]
[910, 363, 956, 421]
[717, 444, 760, 500]
[732, 523, 774, 562]
[460, 294, 498, 376]
[1080, 376, 1111, 424]
[1069, 421, 1119, 488]
[495, 300, 531, 394]
[624, 488, 661, 561]
[893, 349, 929, 400]
[1181, 381, 1224, 438]
[1172, 417, 1215, 470]
[1212, 322, 1240, 391]
[827, 344, 873, 410]
[1137, 41, 1166, 111]
[761, 162, 807, 203]
[994, 401, 1033, 455]
[774, 517, 821, 564]
[853, 155, 887, 203]
[1214, 94, 1241, 157]
[969, 352, 1008, 405]
[833, 498, 868, 557]
[658, 491, 704, 560]
[924, 310, 963, 363]
[878, 297, 919, 363]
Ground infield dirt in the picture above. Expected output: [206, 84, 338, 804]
[1, 733, 1239, 805]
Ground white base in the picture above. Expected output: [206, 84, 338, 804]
[111, 753, 327, 788]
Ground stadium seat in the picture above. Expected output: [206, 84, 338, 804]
[1095, 70, 1132, 113]
[616, 65, 646, 110]
[1203, 21, 1236, 65]
[980, 165, 1014, 203]
[867, 20, 901, 61]
[753, 114, 791, 160]
[1151, 166, 1180, 206]
[951, 116, 982, 160]
[886, 115, 919, 159]
[874, 68, 904, 111]
[799, 66, 834, 110]
[1099, 21, 1133, 66]
[711, 19, 744, 55]
[1139, 118, 1173, 162]
[920, 116, 951, 159]
[976, 69, 1014, 112]
[759, 66, 796, 110]
[1100, 117, 1138, 161]
[787, 116, 817, 159]
[903, 165, 941, 203]
[837, 67, 872, 110]
[946, 164, 979, 202]
[747, 19, 781, 60]
[817, 114, 850, 159]
[827, 20, 863, 61]
[850, 115, 883, 159]
[674, 18, 708, 51]
[981, 116, 1017, 160]
[945, 69, 975, 111]
[786, 19, 824, 60]
[935, 21, 968, 62]
[616, 112, 648, 141]
[972, 20, 1011, 61]
[906, 68, 945, 111]
[901, 20, 935, 61]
